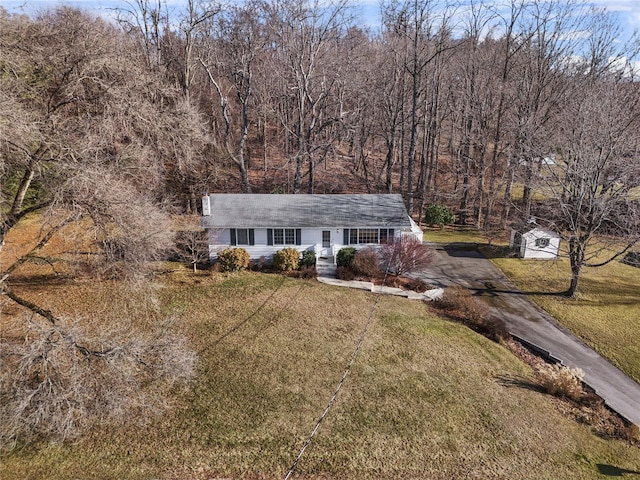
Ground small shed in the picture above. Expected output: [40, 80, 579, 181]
[510, 227, 560, 259]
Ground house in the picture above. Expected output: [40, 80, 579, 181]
[201, 193, 423, 262]
[510, 227, 561, 259]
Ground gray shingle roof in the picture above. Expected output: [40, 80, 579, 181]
[201, 194, 412, 228]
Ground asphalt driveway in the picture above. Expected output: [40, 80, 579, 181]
[411, 242, 640, 427]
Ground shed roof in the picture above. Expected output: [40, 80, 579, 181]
[521, 226, 561, 239]
[201, 194, 413, 229]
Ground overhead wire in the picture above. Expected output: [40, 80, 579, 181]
[283, 241, 400, 480]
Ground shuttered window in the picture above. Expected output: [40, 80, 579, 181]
[230, 228, 254, 246]
[270, 228, 302, 245]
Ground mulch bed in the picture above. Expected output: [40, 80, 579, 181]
[503, 338, 639, 444]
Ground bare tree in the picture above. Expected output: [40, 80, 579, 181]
[504, 0, 580, 221]
[174, 216, 210, 272]
[379, 235, 433, 276]
[542, 76, 640, 297]
[270, 0, 354, 193]
[447, 0, 496, 226]
[381, 0, 454, 214]
[374, 30, 409, 194]
[0, 8, 198, 447]
[199, 1, 269, 192]
[117, 0, 168, 72]
[0, 295, 195, 449]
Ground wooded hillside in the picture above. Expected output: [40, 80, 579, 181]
[3, 1, 640, 299]
[3, 0, 639, 224]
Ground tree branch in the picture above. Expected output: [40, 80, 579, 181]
[584, 240, 640, 268]
[3, 216, 75, 277]
[2, 286, 60, 326]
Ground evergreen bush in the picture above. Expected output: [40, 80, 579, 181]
[300, 250, 316, 268]
[425, 204, 455, 230]
[273, 248, 300, 271]
[217, 247, 250, 272]
[336, 247, 357, 267]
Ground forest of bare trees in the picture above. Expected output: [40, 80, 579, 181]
[3, 1, 638, 223]
[1, 0, 640, 446]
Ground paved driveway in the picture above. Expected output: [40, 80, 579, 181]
[411, 242, 640, 427]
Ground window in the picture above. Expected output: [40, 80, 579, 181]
[285, 229, 295, 244]
[273, 228, 295, 245]
[231, 228, 254, 246]
[358, 228, 379, 244]
[344, 228, 395, 245]
[268, 228, 301, 245]
[349, 228, 358, 245]
[237, 229, 249, 245]
[380, 228, 394, 244]
[535, 237, 550, 248]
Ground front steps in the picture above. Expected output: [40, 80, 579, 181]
[315, 255, 337, 278]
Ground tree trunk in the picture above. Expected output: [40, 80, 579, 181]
[500, 158, 515, 227]
[385, 139, 395, 193]
[567, 238, 585, 297]
[567, 267, 580, 298]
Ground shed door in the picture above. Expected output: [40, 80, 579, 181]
[513, 232, 523, 255]
[322, 230, 331, 248]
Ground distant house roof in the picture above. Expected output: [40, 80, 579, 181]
[201, 194, 413, 229]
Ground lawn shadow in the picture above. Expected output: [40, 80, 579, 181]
[6, 273, 73, 286]
[471, 283, 568, 297]
[597, 464, 640, 476]
[209, 275, 287, 348]
[495, 374, 545, 394]
[478, 244, 513, 259]
[574, 276, 640, 306]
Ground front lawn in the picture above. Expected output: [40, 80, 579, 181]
[1, 270, 638, 479]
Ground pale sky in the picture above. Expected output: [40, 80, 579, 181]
[2, 0, 639, 38]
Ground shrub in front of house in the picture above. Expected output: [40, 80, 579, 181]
[251, 255, 270, 271]
[336, 247, 357, 268]
[272, 248, 300, 271]
[379, 235, 432, 276]
[352, 247, 381, 278]
[300, 250, 316, 268]
[217, 247, 250, 272]
[336, 266, 355, 281]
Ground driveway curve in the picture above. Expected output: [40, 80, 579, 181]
[411, 242, 640, 427]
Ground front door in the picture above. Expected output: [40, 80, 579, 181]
[322, 230, 331, 248]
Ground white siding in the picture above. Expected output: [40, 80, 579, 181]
[206, 226, 416, 261]
[520, 228, 560, 259]
[210, 228, 229, 244]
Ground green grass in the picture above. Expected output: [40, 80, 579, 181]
[1, 269, 638, 479]
[422, 225, 487, 244]
[489, 255, 640, 385]
[432, 225, 640, 386]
